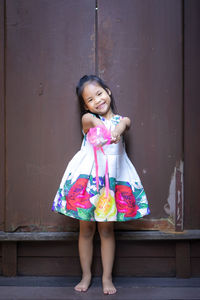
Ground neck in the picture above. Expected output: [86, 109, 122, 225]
[101, 110, 114, 120]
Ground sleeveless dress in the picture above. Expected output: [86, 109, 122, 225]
[52, 114, 150, 222]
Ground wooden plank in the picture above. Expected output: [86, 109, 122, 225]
[98, 0, 182, 231]
[191, 258, 200, 277]
[184, 0, 200, 229]
[2, 242, 17, 276]
[114, 219, 174, 231]
[113, 258, 175, 277]
[176, 241, 191, 278]
[17, 241, 79, 257]
[0, 231, 78, 241]
[190, 241, 200, 257]
[94, 240, 175, 258]
[0, 259, 1, 272]
[0, 0, 5, 232]
[115, 241, 175, 258]
[175, 161, 184, 231]
[17, 240, 175, 258]
[0, 286, 200, 300]
[17, 256, 175, 277]
[18, 257, 82, 276]
[0, 276, 200, 287]
[1, 230, 200, 241]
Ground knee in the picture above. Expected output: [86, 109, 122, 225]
[98, 224, 114, 239]
[80, 223, 96, 239]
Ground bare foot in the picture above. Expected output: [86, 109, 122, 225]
[74, 275, 91, 292]
[102, 277, 117, 295]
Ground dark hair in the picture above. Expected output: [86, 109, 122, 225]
[76, 75, 116, 116]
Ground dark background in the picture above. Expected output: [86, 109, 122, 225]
[0, 0, 199, 277]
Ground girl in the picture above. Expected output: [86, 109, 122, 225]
[52, 75, 150, 294]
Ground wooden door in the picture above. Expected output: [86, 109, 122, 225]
[1, 0, 183, 232]
[98, 0, 183, 231]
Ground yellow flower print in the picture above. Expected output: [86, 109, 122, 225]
[90, 188, 117, 221]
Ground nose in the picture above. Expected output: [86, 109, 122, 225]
[94, 97, 101, 104]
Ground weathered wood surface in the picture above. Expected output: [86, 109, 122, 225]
[0, 230, 200, 241]
[2, 242, 17, 276]
[98, 0, 183, 231]
[184, 0, 200, 229]
[5, 0, 95, 232]
[176, 241, 191, 278]
[0, 277, 200, 300]
[0, 0, 5, 232]
[1, 238, 200, 277]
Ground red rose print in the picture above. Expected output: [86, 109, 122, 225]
[66, 177, 92, 211]
[115, 184, 139, 218]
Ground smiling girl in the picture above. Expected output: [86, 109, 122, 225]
[52, 75, 150, 294]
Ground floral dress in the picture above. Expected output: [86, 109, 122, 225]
[52, 114, 150, 222]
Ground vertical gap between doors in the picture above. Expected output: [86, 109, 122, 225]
[3, 0, 7, 231]
[95, 0, 98, 75]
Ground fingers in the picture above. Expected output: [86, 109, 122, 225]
[111, 135, 120, 144]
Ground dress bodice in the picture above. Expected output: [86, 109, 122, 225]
[81, 114, 125, 155]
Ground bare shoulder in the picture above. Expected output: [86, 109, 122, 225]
[122, 116, 131, 129]
[82, 113, 95, 124]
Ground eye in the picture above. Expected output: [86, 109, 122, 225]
[88, 98, 92, 102]
[97, 92, 102, 96]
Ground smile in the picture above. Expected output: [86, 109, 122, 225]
[96, 102, 106, 110]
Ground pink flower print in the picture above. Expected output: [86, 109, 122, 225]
[66, 178, 92, 211]
[115, 184, 139, 218]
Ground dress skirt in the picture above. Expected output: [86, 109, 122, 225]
[52, 115, 150, 222]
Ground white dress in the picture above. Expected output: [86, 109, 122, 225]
[52, 114, 150, 222]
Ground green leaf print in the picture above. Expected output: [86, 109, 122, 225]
[64, 180, 72, 194]
[139, 203, 148, 208]
[109, 177, 116, 191]
[135, 211, 142, 219]
[134, 188, 144, 199]
[60, 206, 67, 215]
[77, 207, 94, 220]
[117, 212, 125, 222]
[89, 175, 93, 185]
[79, 174, 89, 179]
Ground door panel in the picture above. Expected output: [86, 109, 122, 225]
[5, 0, 96, 231]
[3, 0, 183, 232]
[98, 0, 183, 230]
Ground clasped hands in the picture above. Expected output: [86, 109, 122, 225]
[110, 129, 121, 144]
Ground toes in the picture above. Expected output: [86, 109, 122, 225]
[103, 284, 117, 295]
[103, 288, 117, 295]
[74, 280, 91, 293]
[74, 285, 87, 292]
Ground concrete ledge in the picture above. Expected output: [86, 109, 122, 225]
[0, 230, 200, 241]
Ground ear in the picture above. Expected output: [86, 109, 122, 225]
[106, 88, 111, 95]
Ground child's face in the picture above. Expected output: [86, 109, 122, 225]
[82, 82, 112, 117]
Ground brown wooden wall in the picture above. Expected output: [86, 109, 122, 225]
[0, 237, 200, 278]
[184, 0, 200, 229]
[0, 0, 200, 278]
[0, 0, 188, 233]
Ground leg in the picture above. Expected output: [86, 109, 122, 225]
[74, 220, 96, 292]
[97, 222, 116, 294]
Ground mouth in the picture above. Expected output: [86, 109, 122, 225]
[96, 102, 106, 110]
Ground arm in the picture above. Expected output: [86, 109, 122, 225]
[82, 113, 104, 134]
[111, 117, 131, 143]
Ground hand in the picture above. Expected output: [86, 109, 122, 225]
[111, 130, 121, 144]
